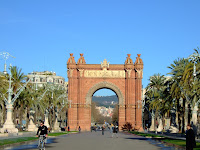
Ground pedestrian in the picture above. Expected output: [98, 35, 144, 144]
[112, 125, 118, 138]
[186, 124, 196, 150]
[110, 125, 113, 134]
[95, 126, 97, 132]
[78, 126, 81, 133]
[102, 126, 104, 135]
[68, 126, 70, 132]
[197, 123, 200, 139]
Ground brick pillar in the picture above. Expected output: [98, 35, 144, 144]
[84, 105, 91, 131]
[67, 68, 78, 131]
[77, 69, 86, 130]
[125, 68, 136, 128]
[119, 105, 125, 130]
[134, 54, 144, 131]
[135, 77, 143, 131]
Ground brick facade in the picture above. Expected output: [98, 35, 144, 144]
[67, 53, 143, 131]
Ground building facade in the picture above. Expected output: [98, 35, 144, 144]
[27, 71, 65, 89]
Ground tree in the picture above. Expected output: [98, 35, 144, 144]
[112, 104, 118, 124]
[10, 66, 27, 127]
[168, 58, 190, 133]
[145, 73, 168, 130]
[91, 102, 100, 123]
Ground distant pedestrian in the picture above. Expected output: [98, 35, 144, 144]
[110, 125, 113, 134]
[68, 126, 70, 132]
[94, 126, 97, 132]
[112, 126, 118, 138]
[102, 126, 104, 135]
[78, 126, 81, 133]
[196, 123, 200, 139]
[186, 124, 196, 150]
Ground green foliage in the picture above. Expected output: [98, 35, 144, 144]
[129, 131, 164, 138]
[0, 137, 38, 146]
[48, 132, 69, 136]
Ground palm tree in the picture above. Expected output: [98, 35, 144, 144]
[10, 66, 26, 94]
[10, 66, 27, 128]
[145, 73, 167, 130]
[168, 58, 190, 133]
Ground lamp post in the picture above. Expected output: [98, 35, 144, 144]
[0, 64, 32, 133]
[188, 51, 200, 125]
[27, 87, 50, 131]
[44, 84, 56, 128]
[53, 94, 68, 131]
[0, 52, 15, 74]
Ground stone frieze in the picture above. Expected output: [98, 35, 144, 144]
[84, 69, 125, 78]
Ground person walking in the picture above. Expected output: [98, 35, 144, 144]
[110, 124, 113, 134]
[186, 124, 196, 150]
[102, 126, 105, 135]
[68, 126, 70, 132]
[112, 125, 118, 138]
[197, 123, 200, 139]
[78, 126, 81, 133]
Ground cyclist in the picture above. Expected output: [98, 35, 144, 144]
[36, 121, 48, 148]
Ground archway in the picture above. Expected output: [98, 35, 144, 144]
[67, 53, 144, 131]
[91, 88, 119, 127]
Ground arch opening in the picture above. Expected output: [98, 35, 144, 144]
[86, 81, 124, 106]
[91, 88, 119, 126]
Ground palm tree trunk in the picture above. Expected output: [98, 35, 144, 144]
[19, 104, 23, 129]
[26, 107, 30, 129]
[177, 100, 181, 132]
[182, 98, 186, 133]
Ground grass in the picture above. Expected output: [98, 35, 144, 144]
[129, 131, 164, 138]
[0, 137, 38, 146]
[48, 131, 78, 137]
[129, 131, 200, 150]
[48, 131, 69, 136]
[0, 131, 78, 147]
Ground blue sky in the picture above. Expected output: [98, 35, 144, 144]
[0, 0, 200, 96]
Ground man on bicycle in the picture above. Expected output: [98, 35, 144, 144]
[37, 121, 48, 150]
[36, 121, 48, 137]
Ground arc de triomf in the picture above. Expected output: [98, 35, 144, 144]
[67, 53, 143, 131]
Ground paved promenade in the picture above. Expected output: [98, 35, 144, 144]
[39, 131, 160, 150]
[4, 131, 182, 150]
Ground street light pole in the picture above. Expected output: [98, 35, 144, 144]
[0, 64, 32, 133]
[0, 52, 15, 74]
[188, 50, 200, 126]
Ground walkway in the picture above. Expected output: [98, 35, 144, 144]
[4, 131, 183, 150]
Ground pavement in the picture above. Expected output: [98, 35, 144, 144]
[3, 131, 182, 150]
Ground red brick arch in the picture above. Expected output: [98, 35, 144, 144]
[85, 81, 124, 106]
[67, 54, 143, 131]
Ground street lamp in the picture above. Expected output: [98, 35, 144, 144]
[0, 64, 32, 133]
[0, 52, 15, 74]
[53, 94, 68, 131]
[188, 50, 200, 125]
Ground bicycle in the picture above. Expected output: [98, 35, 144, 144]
[38, 135, 46, 150]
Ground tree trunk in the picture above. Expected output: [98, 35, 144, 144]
[26, 107, 30, 129]
[19, 104, 23, 128]
[182, 98, 185, 133]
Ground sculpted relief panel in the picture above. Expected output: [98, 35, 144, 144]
[84, 69, 125, 78]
